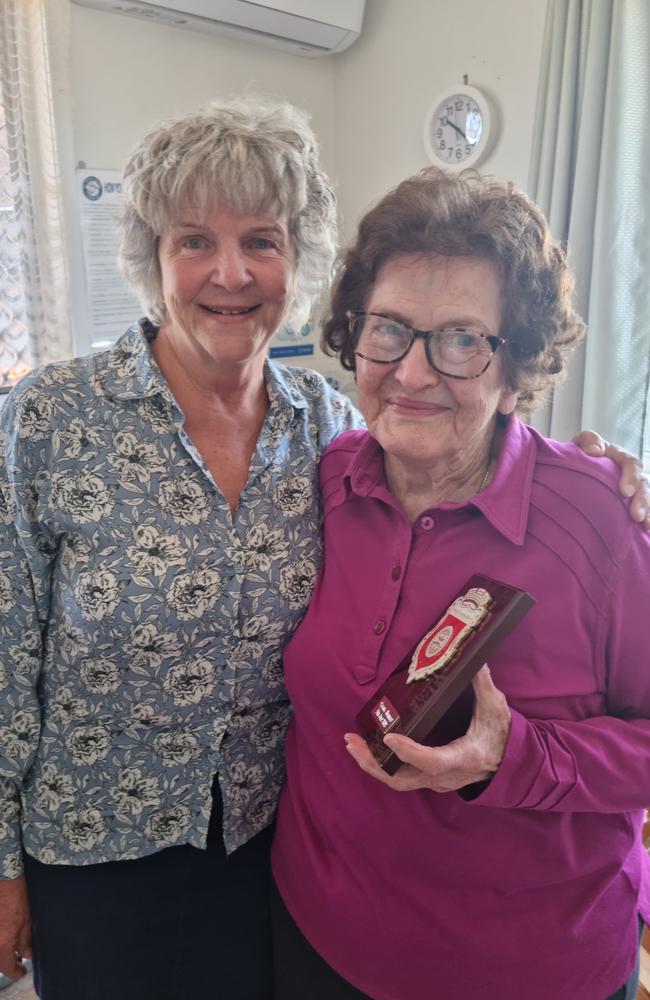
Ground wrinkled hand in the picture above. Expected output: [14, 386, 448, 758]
[573, 431, 649, 528]
[345, 666, 511, 793]
[0, 875, 31, 979]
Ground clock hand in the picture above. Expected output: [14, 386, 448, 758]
[443, 117, 469, 142]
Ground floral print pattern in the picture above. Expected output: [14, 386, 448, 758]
[0, 321, 361, 876]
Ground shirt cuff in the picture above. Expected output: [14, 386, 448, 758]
[463, 708, 544, 810]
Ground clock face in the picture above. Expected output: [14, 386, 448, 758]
[424, 88, 490, 168]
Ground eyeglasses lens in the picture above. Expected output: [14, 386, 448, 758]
[353, 314, 495, 378]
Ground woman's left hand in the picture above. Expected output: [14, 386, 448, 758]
[344, 665, 511, 793]
[573, 431, 650, 528]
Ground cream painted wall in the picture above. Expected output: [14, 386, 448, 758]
[70, 4, 337, 171]
[332, 0, 548, 240]
[66, 0, 548, 364]
[68, 3, 337, 352]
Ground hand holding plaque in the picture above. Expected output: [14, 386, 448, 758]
[355, 575, 535, 776]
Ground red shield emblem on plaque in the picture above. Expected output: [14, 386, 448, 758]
[407, 587, 492, 684]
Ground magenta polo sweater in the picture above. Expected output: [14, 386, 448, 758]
[272, 417, 650, 1000]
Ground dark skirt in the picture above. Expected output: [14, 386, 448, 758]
[24, 785, 273, 1000]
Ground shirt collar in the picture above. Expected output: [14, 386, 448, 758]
[96, 323, 308, 430]
[264, 360, 309, 412]
[470, 415, 536, 545]
[341, 415, 536, 546]
[95, 320, 177, 405]
[345, 433, 389, 497]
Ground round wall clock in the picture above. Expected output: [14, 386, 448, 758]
[423, 84, 494, 169]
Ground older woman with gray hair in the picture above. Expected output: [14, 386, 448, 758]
[0, 95, 360, 1000]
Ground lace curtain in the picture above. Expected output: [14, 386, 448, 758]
[0, 0, 73, 389]
[528, 0, 650, 460]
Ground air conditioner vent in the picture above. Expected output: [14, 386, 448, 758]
[72, 0, 365, 57]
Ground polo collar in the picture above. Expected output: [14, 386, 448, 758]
[341, 415, 536, 546]
[470, 416, 536, 545]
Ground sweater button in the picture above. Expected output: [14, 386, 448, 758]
[373, 618, 386, 635]
[420, 515, 435, 531]
[391, 565, 402, 581]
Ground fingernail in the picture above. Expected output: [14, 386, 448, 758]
[621, 483, 636, 497]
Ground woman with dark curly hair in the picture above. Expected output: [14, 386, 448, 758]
[270, 167, 650, 1000]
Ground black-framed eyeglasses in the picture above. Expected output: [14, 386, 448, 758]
[348, 311, 507, 380]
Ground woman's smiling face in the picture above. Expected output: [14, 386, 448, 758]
[157, 202, 296, 371]
[355, 253, 517, 474]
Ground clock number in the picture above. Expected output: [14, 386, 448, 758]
[455, 148, 462, 160]
[465, 145, 472, 156]
[439, 139, 446, 150]
[436, 128, 443, 138]
[455, 99, 464, 111]
[446, 105, 453, 116]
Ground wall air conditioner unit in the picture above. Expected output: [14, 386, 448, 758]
[71, 0, 365, 56]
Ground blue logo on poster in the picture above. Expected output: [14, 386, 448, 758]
[82, 176, 103, 201]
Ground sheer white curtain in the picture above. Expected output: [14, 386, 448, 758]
[528, 0, 650, 459]
[0, 0, 73, 387]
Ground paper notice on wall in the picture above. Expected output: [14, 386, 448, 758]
[77, 168, 141, 349]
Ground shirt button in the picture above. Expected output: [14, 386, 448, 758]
[373, 618, 386, 636]
[391, 565, 402, 581]
[420, 515, 435, 531]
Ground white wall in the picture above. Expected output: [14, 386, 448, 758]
[332, 0, 547, 240]
[70, 4, 337, 171]
[66, 0, 548, 370]
[68, 3, 337, 354]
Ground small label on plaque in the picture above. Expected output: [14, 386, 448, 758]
[407, 587, 492, 684]
[371, 696, 400, 733]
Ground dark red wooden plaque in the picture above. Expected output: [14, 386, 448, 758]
[355, 574, 535, 775]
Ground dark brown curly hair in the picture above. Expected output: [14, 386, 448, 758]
[322, 167, 585, 412]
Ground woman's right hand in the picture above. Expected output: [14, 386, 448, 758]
[0, 875, 31, 979]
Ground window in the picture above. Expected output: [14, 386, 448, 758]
[0, 99, 35, 390]
[0, 0, 72, 394]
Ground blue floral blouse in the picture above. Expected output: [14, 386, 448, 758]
[0, 321, 362, 877]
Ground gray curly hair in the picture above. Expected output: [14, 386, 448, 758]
[118, 94, 337, 331]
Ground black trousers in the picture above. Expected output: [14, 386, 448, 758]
[24, 785, 273, 1000]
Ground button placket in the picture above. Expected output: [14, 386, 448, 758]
[352, 534, 410, 684]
